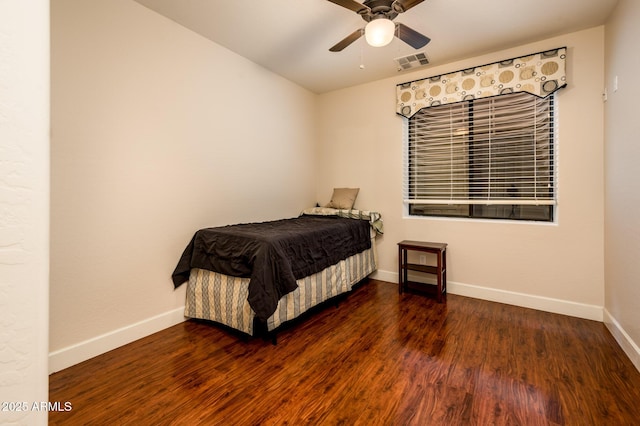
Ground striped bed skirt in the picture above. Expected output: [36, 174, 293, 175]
[185, 244, 377, 335]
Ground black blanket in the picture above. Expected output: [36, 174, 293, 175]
[172, 215, 371, 321]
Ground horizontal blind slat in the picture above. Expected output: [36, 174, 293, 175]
[405, 92, 556, 205]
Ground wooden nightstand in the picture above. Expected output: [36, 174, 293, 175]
[398, 240, 447, 302]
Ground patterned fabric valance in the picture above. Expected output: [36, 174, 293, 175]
[396, 47, 567, 118]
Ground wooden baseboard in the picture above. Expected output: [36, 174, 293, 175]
[48, 307, 186, 374]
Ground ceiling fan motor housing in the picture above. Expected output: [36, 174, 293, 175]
[361, 0, 400, 21]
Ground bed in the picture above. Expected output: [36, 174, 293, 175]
[172, 207, 383, 338]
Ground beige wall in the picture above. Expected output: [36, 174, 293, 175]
[50, 0, 317, 365]
[604, 0, 640, 368]
[0, 0, 49, 423]
[318, 27, 606, 318]
[50, 0, 640, 374]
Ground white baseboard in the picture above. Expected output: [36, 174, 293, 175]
[604, 309, 640, 373]
[373, 270, 639, 372]
[49, 272, 614, 374]
[371, 269, 603, 321]
[371, 269, 397, 284]
[49, 307, 186, 374]
[448, 281, 604, 321]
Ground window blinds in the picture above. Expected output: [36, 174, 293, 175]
[404, 92, 555, 205]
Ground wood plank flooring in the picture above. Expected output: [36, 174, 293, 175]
[49, 279, 640, 425]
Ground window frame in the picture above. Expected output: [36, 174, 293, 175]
[404, 92, 557, 223]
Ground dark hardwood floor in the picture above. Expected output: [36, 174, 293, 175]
[49, 279, 640, 425]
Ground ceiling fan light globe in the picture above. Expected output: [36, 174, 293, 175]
[365, 18, 395, 47]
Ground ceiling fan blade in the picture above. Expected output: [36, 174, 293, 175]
[392, 0, 425, 13]
[329, 28, 364, 52]
[396, 22, 430, 49]
[326, 0, 370, 14]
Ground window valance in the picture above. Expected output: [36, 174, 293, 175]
[396, 47, 566, 118]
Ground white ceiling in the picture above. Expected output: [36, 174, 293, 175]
[134, 0, 618, 94]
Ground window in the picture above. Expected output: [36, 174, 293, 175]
[404, 92, 556, 222]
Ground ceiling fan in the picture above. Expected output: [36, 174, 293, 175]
[327, 0, 431, 52]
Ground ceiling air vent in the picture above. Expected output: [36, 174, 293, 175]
[394, 52, 429, 72]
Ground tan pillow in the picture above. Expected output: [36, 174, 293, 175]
[326, 188, 359, 209]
